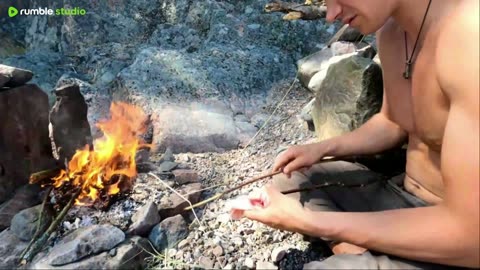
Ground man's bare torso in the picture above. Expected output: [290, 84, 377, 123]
[378, 14, 452, 204]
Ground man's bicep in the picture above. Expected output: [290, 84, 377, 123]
[441, 104, 479, 211]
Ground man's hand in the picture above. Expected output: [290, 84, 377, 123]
[243, 185, 309, 233]
[272, 142, 332, 175]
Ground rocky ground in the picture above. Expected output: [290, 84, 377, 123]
[156, 79, 328, 269]
[45, 78, 330, 270]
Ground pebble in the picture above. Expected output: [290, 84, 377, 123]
[271, 246, 287, 263]
[198, 256, 215, 269]
[244, 257, 255, 269]
[177, 239, 189, 249]
[212, 245, 224, 257]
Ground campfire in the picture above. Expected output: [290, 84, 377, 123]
[20, 101, 150, 264]
[51, 102, 149, 207]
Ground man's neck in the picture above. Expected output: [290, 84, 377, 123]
[391, 0, 451, 41]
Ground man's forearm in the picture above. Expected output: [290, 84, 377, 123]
[324, 113, 407, 157]
[297, 206, 478, 267]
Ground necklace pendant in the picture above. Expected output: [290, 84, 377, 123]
[403, 61, 412, 79]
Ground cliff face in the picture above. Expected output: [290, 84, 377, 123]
[0, 0, 335, 153]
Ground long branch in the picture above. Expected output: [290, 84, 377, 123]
[19, 187, 53, 260]
[20, 188, 81, 265]
[183, 156, 360, 211]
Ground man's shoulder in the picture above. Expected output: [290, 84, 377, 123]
[436, 0, 479, 99]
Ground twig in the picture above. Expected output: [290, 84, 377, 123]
[184, 170, 282, 211]
[243, 74, 299, 149]
[148, 172, 203, 227]
[281, 178, 382, 195]
[19, 186, 53, 260]
[183, 156, 366, 211]
[20, 188, 81, 265]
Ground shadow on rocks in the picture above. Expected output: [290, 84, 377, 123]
[278, 241, 332, 270]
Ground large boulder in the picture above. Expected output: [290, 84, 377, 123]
[0, 64, 33, 87]
[311, 55, 383, 140]
[37, 224, 125, 266]
[10, 204, 54, 241]
[0, 84, 57, 204]
[49, 83, 93, 162]
[31, 236, 153, 270]
[297, 41, 358, 89]
[0, 185, 42, 231]
[150, 104, 257, 153]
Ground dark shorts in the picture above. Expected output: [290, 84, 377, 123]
[272, 160, 463, 270]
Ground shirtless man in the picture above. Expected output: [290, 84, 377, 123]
[243, 0, 479, 268]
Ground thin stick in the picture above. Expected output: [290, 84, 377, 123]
[183, 156, 365, 211]
[243, 74, 298, 150]
[281, 178, 381, 195]
[148, 173, 203, 227]
[184, 171, 282, 211]
[19, 186, 53, 260]
[20, 188, 81, 265]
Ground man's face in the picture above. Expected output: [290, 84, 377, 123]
[325, 0, 396, 34]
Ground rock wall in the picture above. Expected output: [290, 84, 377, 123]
[1, 0, 338, 153]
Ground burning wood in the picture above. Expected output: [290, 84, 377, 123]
[51, 102, 150, 207]
[20, 102, 151, 264]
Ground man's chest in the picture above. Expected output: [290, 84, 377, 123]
[381, 34, 450, 150]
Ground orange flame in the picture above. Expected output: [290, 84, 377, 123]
[52, 102, 149, 205]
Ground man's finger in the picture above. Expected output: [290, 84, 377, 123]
[272, 151, 294, 172]
[283, 158, 304, 174]
[243, 209, 265, 222]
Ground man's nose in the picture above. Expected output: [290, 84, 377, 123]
[325, 0, 342, 23]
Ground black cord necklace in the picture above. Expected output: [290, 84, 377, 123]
[403, 0, 433, 79]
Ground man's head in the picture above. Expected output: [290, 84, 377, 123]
[325, 0, 399, 34]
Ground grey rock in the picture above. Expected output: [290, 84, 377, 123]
[32, 253, 109, 270]
[11, 204, 53, 241]
[212, 245, 224, 257]
[300, 98, 316, 131]
[199, 256, 215, 269]
[312, 55, 383, 141]
[127, 201, 161, 237]
[148, 215, 188, 252]
[0, 185, 42, 231]
[297, 42, 356, 88]
[162, 147, 175, 162]
[159, 161, 179, 172]
[173, 169, 200, 185]
[0, 84, 56, 205]
[244, 257, 256, 269]
[105, 237, 153, 270]
[32, 236, 153, 270]
[271, 246, 287, 263]
[177, 239, 190, 249]
[0, 229, 28, 269]
[2, 50, 63, 98]
[54, 74, 112, 139]
[158, 182, 202, 218]
[148, 104, 254, 153]
[45, 224, 125, 266]
[0, 64, 33, 87]
[49, 83, 93, 162]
